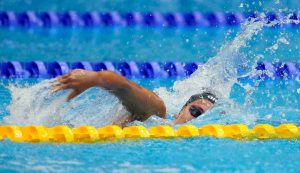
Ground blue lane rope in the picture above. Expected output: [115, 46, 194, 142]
[0, 61, 299, 79]
[0, 11, 299, 27]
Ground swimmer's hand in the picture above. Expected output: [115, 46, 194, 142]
[52, 69, 99, 101]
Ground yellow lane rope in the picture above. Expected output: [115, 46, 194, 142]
[0, 124, 299, 143]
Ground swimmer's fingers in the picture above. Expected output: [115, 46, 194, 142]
[51, 83, 70, 93]
[57, 77, 71, 85]
[56, 74, 71, 83]
[51, 75, 72, 88]
[67, 90, 82, 101]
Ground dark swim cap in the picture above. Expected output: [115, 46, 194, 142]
[181, 92, 218, 111]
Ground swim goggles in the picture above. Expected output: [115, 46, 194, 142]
[189, 105, 205, 118]
[181, 92, 218, 118]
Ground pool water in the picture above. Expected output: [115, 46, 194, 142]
[0, 77, 299, 172]
[1, 27, 300, 62]
[0, 138, 300, 172]
[1, 0, 300, 13]
[1, 0, 300, 172]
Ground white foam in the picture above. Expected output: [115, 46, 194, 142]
[3, 80, 129, 127]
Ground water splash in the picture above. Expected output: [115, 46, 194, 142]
[3, 79, 130, 127]
[155, 17, 267, 116]
[154, 15, 300, 125]
[3, 14, 299, 127]
[266, 36, 290, 53]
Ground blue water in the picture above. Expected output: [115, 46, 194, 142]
[1, 0, 300, 12]
[1, 0, 300, 172]
[0, 138, 300, 173]
[0, 78, 300, 172]
[1, 27, 300, 62]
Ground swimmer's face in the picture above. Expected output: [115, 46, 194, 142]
[173, 99, 214, 125]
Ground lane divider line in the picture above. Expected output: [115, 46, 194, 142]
[0, 124, 299, 143]
[0, 61, 299, 79]
[0, 11, 299, 27]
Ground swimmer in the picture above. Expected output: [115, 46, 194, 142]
[53, 69, 218, 127]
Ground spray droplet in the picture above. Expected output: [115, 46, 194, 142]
[264, 114, 272, 119]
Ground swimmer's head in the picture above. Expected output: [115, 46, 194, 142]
[173, 92, 218, 125]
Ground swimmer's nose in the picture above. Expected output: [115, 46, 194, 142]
[174, 114, 180, 119]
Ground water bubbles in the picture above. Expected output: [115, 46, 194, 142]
[278, 37, 289, 45]
[264, 114, 272, 119]
[266, 36, 290, 53]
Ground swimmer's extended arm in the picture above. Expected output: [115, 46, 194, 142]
[53, 69, 166, 121]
